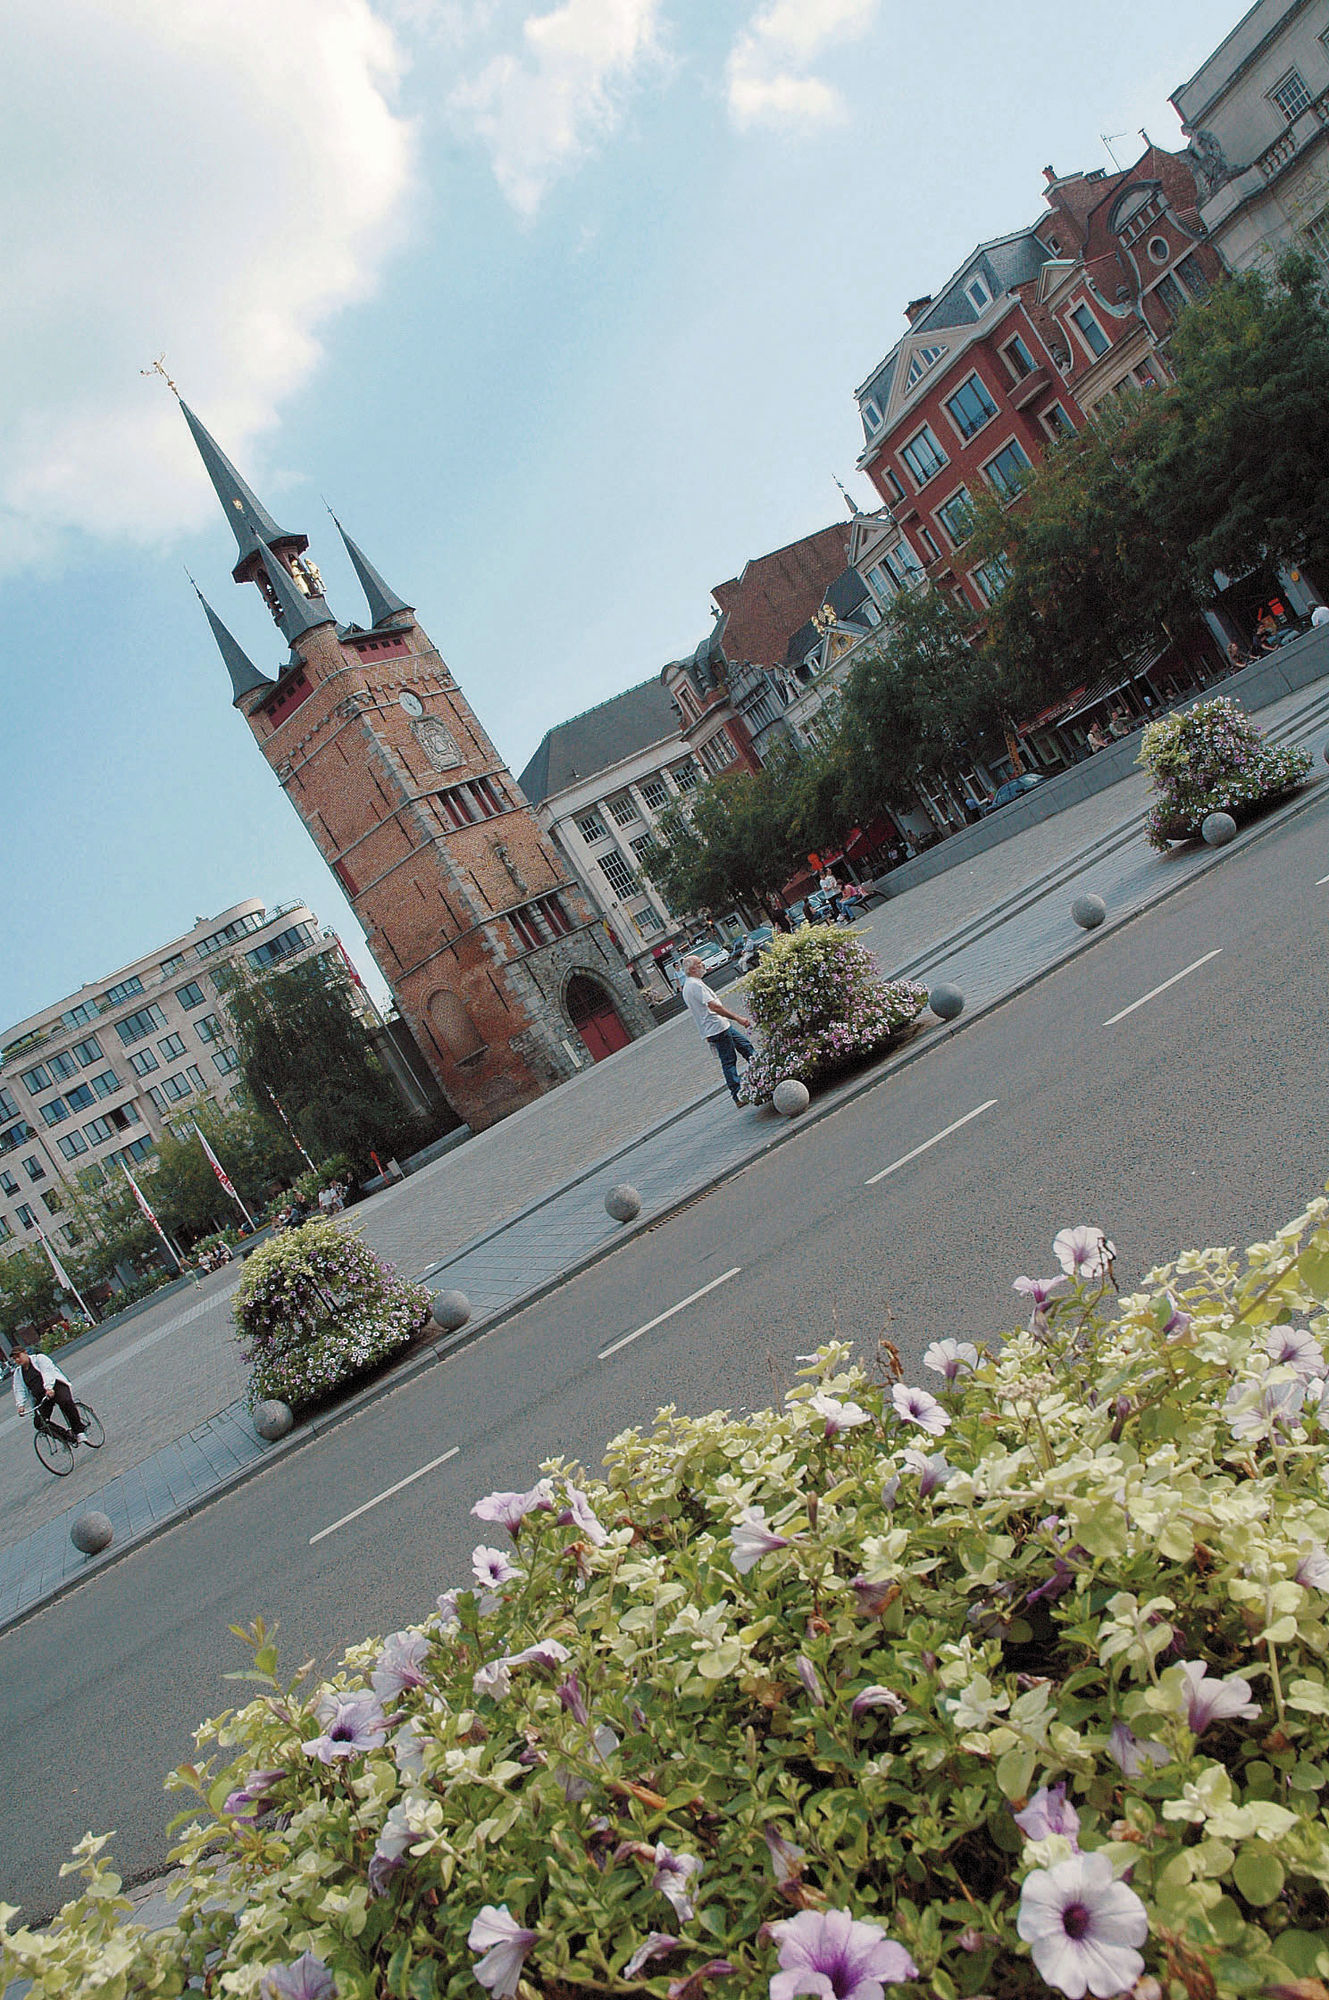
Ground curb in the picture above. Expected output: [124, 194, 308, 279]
[5, 769, 1326, 1642]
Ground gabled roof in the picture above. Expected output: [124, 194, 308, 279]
[711, 522, 852, 666]
[517, 678, 680, 805]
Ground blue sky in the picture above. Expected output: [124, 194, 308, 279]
[0, 0, 1237, 1024]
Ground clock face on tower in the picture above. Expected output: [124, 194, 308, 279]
[399, 691, 424, 718]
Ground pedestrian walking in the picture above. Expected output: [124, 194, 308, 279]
[680, 954, 755, 1106]
[9, 1341, 86, 1440]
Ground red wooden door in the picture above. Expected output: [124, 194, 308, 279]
[577, 1007, 631, 1061]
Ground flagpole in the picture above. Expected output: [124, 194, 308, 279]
[120, 1161, 183, 1275]
[264, 1087, 315, 1170]
[36, 1228, 96, 1328]
[193, 1123, 256, 1229]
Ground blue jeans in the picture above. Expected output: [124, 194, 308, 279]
[709, 1026, 754, 1103]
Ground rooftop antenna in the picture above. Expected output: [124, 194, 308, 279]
[140, 353, 180, 396]
[1101, 132, 1127, 169]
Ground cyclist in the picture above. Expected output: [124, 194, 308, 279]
[9, 1341, 86, 1442]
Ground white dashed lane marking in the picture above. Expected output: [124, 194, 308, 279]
[865, 1101, 998, 1186]
[309, 1446, 460, 1545]
[598, 1267, 742, 1361]
[1102, 948, 1222, 1026]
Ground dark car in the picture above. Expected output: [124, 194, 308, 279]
[981, 773, 1045, 815]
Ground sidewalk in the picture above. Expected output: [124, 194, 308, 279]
[3, 670, 1328, 1631]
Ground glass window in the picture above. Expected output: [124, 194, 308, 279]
[1305, 204, 1329, 270]
[606, 794, 640, 828]
[121, 1136, 154, 1164]
[1003, 334, 1036, 379]
[639, 776, 670, 812]
[245, 923, 315, 972]
[62, 1000, 101, 1029]
[917, 525, 941, 561]
[175, 981, 207, 1009]
[21, 1065, 51, 1094]
[116, 1004, 168, 1045]
[0, 1170, 16, 1195]
[965, 278, 990, 310]
[129, 1048, 159, 1075]
[158, 1033, 187, 1060]
[899, 425, 948, 486]
[698, 730, 735, 776]
[213, 1047, 240, 1075]
[1270, 68, 1312, 120]
[16, 1204, 36, 1228]
[0, 1217, 10, 1243]
[160, 953, 186, 975]
[972, 553, 1012, 605]
[597, 851, 638, 899]
[0, 1088, 17, 1121]
[90, 1069, 119, 1098]
[670, 761, 699, 793]
[945, 374, 998, 440]
[84, 1116, 115, 1146]
[936, 488, 974, 548]
[984, 439, 1033, 498]
[47, 1051, 78, 1080]
[1042, 404, 1074, 438]
[195, 1014, 220, 1044]
[72, 1035, 103, 1066]
[862, 398, 882, 430]
[56, 1134, 87, 1161]
[1070, 304, 1109, 357]
[1153, 273, 1186, 323]
[23, 1155, 45, 1182]
[66, 1083, 95, 1111]
[196, 911, 267, 957]
[105, 975, 145, 1006]
[574, 811, 608, 844]
[866, 562, 897, 603]
[1176, 253, 1210, 299]
[42, 1190, 63, 1215]
[186, 1065, 206, 1092]
[40, 1099, 69, 1126]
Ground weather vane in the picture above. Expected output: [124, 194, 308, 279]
[140, 353, 179, 397]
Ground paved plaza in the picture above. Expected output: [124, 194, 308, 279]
[2, 666, 1328, 1629]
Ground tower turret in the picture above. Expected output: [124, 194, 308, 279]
[179, 400, 308, 582]
[256, 540, 337, 643]
[329, 511, 413, 626]
[190, 581, 277, 704]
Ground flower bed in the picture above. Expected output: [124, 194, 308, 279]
[738, 928, 928, 1103]
[15, 1199, 1329, 1997]
[231, 1218, 431, 1409]
[1138, 695, 1311, 850]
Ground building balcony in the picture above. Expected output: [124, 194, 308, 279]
[1011, 365, 1054, 410]
[1257, 89, 1329, 182]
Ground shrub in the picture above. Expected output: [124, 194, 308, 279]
[1138, 694, 1311, 849]
[231, 1218, 430, 1409]
[20, 1203, 1329, 1997]
[738, 928, 927, 1102]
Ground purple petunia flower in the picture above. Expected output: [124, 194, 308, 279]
[469, 1904, 539, 1998]
[1177, 1660, 1260, 1734]
[922, 1338, 979, 1381]
[731, 1506, 796, 1575]
[505, 1638, 571, 1673]
[223, 1767, 285, 1822]
[301, 1690, 389, 1764]
[1105, 1721, 1169, 1775]
[471, 1486, 547, 1540]
[473, 1545, 522, 1590]
[1266, 1325, 1328, 1380]
[624, 1935, 680, 1979]
[768, 1908, 918, 2000]
[1296, 1542, 1329, 1590]
[1225, 1378, 1305, 1440]
[1052, 1228, 1116, 1283]
[473, 1658, 513, 1702]
[1016, 1852, 1147, 1999]
[559, 1482, 609, 1547]
[901, 1447, 952, 1496]
[850, 1685, 905, 1721]
[653, 1841, 702, 1921]
[1013, 1276, 1070, 1309]
[1014, 1783, 1080, 1845]
[795, 1654, 826, 1706]
[557, 1672, 590, 1725]
[260, 1952, 335, 1999]
[369, 1798, 425, 1896]
[890, 1383, 950, 1435]
[372, 1630, 431, 1703]
[764, 1826, 806, 1895]
[850, 1576, 897, 1616]
[808, 1391, 872, 1438]
[436, 1588, 463, 1630]
[1158, 1295, 1191, 1339]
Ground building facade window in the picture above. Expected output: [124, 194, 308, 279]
[105, 975, 145, 1006]
[21, 1065, 50, 1094]
[1042, 403, 1074, 439]
[574, 811, 608, 844]
[213, 1047, 240, 1075]
[639, 775, 670, 812]
[245, 923, 315, 971]
[862, 398, 882, 430]
[670, 760, 699, 792]
[605, 793, 640, 829]
[917, 525, 942, 561]
[1002, 333, 1037, 379]
[539, 894, 575, 937]
[984, 438, 1033, 497]
[0, 1089, 17, 1122]
[129, 1048, 159, 1075]
[41, 1190, 63, 1215]
[597, 851, 638, 899]
[47, 1051, 78, 1081]
[0, 1171, 17, 1196]
[1270, 68, 1312, 121]
[90, 1068, 119, 1097]
[1069, 303, 1109, 357]
[195, 1014, 220, 1044]
[66, 1083, 95, 1111]
[160, 953, 187, 976]
[1152, 273, 1187, 323]
[697, 730, 735, 776]
[40, 1099, 69, 1126]
[936, 488, 974, 548]
[175, 982, 207, 1010]
[158, 1033, 187, 1061]
[196, 911, 267, 957]
[56, 1134, 87, 1161]
[945, 374, 998, 440]
[72, 1035, 103, 1066]
[972, 553, 1012, 605]
[23, 1155, 45, 1182]
[1176, 253, 1210, 299]
[15, 1204, 36, 1228]
[117, 1004, 168, 1045]
[121, 1136, 153, 1165]
[62, 1000, 100, 1030]
[899, 425, 948, 486]
[1305, 205, 1329, 269]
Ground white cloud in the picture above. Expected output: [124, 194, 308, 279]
[449, 0, 662, 216]
[0, 0, 415, 571]
[727, 0, 879, 131]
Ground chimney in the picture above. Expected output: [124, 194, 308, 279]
[1043, 164, 1058, 184]
[904, 295, 933, 324]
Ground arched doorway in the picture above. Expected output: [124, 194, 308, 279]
[566, 974, 630, 1062]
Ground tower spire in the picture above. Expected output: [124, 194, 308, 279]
[178, 400, 307, 573]
[189, 579, 276, 705]
[256, 540, 337, 642]
[328, 509, 413, 626]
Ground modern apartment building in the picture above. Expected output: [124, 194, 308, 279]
[1172, 0, 1329, 276]
[0, 899, 342, 1255]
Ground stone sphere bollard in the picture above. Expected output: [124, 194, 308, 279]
[1202, 811, 1237, 847]
[1071, 893, 1107, 931]
[71, 1512, 113, 1556]
[253, 1399, 294, 1442]
[430, 1290, 472, 1334]
[604, 1184, 642, 1223]
[772, 1078, 810, 1118]
[1323, 741, 1329, 769]
[927, 983, 965, 1022]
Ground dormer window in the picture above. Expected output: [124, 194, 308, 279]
[862, 399, 882, 431]
[904, 344, 947, 391]
[965, 277, 991, 311]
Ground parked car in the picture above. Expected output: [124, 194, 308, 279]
[981, 773, 1045, 815]
[683, 939, 730, 974]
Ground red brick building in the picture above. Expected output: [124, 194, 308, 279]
[851, 146, 1223, 617]
[182, 402, 651, 1131]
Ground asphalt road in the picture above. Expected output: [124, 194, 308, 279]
[4, 794, 1329, 1921]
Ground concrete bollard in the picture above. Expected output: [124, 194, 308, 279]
[927, 983, 965, 1022]
[430, 1290, 472, 1334]
[71, 1512, 113, 1556]
[1071, 893, 1107, 931]
[605, 1184, 642, 1223]
[1202, 811, 1237, 847]
[772, 1078, 811, 1118]
[253, 1399, 294, 1442]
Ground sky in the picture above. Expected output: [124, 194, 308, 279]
[0, 0, 1240, 1026]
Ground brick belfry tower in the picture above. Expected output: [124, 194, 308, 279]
[181, 400, 653, 1132]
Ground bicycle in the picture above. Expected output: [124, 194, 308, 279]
[33, 1402, 105, 1477]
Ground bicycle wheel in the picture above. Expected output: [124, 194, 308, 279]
[34, 1422, 75, 1476]
[76, 1403, 104, 1449]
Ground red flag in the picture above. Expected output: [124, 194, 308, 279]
[195, 1123, 240, 1202]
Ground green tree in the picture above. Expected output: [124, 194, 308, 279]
[216, 958, 418, 1173]
[639, 749, 807, 915]
[147, 1095, 302, 1239]
[62, 1169, 160, 1287]
[0, 1246, 65, 1336]
[1143, 253, 1329, 591]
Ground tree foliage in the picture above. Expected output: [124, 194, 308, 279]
[837, 588, 1002, 810]
[639, 749, 810, 916]
[146, 1096, 302, 1239]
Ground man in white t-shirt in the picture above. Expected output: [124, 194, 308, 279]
[680, 955, 755, 1106]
